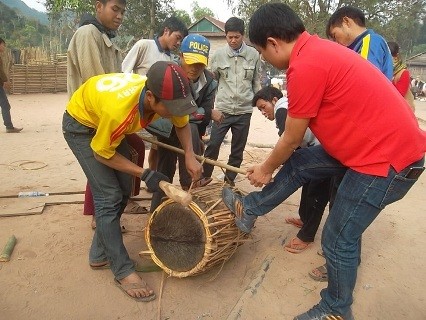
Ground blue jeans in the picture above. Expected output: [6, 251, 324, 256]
[243, 145, 424, 315]
[0, 87, 14, 129]
[62, 112, 134, 280]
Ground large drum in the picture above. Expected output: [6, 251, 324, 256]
[145, 183, 249, 278]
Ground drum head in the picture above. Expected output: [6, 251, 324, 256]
[149, 202, 206, 272]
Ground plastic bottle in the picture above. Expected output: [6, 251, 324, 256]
[18, 191, 49, 197]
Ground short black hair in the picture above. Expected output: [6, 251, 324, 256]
[248, 3, 305, 48]
[158, 16, 188, 37]
[225, 17, 245, 35]
[387, 41, 399, 57]
[326, 6, 365, 38]
[252, 86, 283, 107]
[0, 38, 5, 44]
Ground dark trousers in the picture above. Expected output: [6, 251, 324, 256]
[203, 113, 252, 182]
[297, 178, 331, 242]
[157, 123, 203, 188]
[0, 87, 14, 129]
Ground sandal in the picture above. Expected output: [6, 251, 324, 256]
[90, 261, 110, 270]
[91, 259, 140, 271]
[114, 278, 156, 302]
[309, 264, 328, 282]
[285, 217, 303, 228]
[184, 177, 213, 190]
[284, 237, 311, 254]
[124, 202, 149, 214]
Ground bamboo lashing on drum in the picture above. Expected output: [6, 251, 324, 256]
[140, 135, 246, 174]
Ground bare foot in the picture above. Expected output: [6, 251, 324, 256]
[117, 272, 154, 299]
[91, 216, 96, 229]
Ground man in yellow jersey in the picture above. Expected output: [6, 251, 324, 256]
[62, 61, 202, 302]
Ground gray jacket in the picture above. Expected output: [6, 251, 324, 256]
[210, 42, 261, 115]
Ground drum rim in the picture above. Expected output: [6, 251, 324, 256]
[145, 198, 214, 278]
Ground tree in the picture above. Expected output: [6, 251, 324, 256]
[173, 9, 192, 27]
[44, 0, 92, 16]
[416, 18, 426, 44]
[191, 1, 215, 20]
[44, 0, 175, 52]
[225, 0, 426, 56]
[0, 2, 50, 48]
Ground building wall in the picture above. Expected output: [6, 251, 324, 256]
[190, 20, 223, 33]
[407, 52, 426, 80]
[408, 67, 426, 79]
[208, 38, 227, 59]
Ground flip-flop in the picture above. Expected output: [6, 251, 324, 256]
[90, 262, 110, 270]
[90, 259, 141, 271]
[309, 264, 328, 282]
[284, 237, 311, 254]
[114, 278, 156, 302]
[285, 217, 303, 228]
[197, 177, 213, 188]
[184, 177, 213, 190]
[124, 203, 149, 214]
[317, 248, 325, 257]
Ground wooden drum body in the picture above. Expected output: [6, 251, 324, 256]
[145, 183, 248, 278]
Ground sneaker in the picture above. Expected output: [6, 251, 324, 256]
[6, 127, 23, 133]
[294, 305, 354, 320]
[222, 187, 257, 233]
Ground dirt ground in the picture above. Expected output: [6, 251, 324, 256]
[0, 93, 425, 320]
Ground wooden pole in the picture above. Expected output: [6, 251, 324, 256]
[0, 235, 17, 262]
[141, 135, 246, 175]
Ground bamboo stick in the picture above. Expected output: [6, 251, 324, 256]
[140, 135, 246, 174]
[0, 235, 17, 262]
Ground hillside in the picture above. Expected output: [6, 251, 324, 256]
[0, 0, 48, 25]
[0, 1, 50, 48]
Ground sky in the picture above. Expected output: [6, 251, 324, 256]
[22, 0, 233, 22]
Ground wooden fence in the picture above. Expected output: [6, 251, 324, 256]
[1, 47, 67, 94]
[10, 63, 67, 94]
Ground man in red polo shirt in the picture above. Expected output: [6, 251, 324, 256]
[221, 3, 426, 320]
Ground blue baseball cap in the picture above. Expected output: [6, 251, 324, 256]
[180, 34, 210, 66]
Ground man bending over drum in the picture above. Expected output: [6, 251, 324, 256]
[62, 61, 202, 302]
